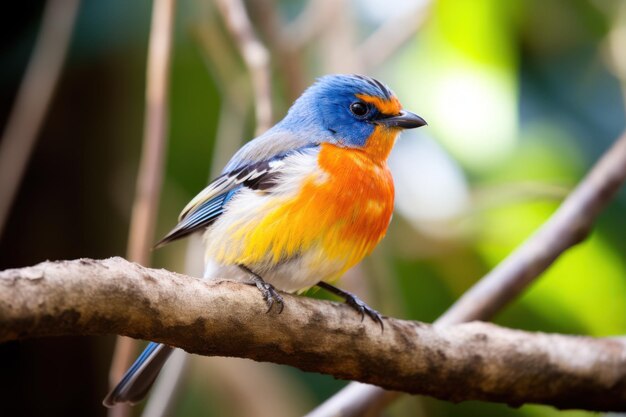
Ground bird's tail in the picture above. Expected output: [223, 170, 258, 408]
[103, 342, 174, 407]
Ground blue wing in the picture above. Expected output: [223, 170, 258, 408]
[154, 187, 240, 248]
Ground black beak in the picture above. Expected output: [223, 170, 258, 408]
[375, 110, 427, 129]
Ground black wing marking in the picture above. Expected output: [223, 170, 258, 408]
[154, 160, 284, 248]
[232, 160, 281, 191]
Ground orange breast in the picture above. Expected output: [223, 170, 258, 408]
[233, 128, 398, 280]
[264, 139, 395, 275]
[314, 141, 395, 257]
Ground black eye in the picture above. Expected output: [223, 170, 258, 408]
[350, 101, 369, 117]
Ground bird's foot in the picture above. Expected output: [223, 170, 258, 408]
[316, 281, 384, 330]
[254, 279, 285, 314]
[239, 265, 284, 313]
[343, 292, 384, 330]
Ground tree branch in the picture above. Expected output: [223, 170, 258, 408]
[2, 257, 626, 412]
[308, 130, 626, 416]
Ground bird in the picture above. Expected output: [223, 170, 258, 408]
[103, 74, 426, 407]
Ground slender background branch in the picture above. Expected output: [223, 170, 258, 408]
[215, 0, 273, 134]
[2, 257, 626, 412]
[356, 0, 431, 70]
[438, 131, 626, 325]
[125, 0, 175, 267]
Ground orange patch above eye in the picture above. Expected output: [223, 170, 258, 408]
[356, 93, 402, 116]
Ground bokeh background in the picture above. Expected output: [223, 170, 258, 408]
[1, 0, 625, 416]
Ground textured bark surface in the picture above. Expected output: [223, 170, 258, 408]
[1, 257, 626, 411]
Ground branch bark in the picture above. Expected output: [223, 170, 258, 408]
[308, 130, 626, 417]
[2, 257, 626, 412]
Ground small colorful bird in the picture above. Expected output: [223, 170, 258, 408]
[103, 74, 426, 407]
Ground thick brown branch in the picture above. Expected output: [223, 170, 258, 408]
[309, 130, 626, 417]
[1, 257, 626, 411]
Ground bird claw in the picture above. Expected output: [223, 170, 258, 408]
[239, 264, 285, 314]
[255, 280, 285, 314]
[316, 281, 385, 331]
[343, 293, 384, 331]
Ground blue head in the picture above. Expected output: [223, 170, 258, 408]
[277, 74, 426, 148]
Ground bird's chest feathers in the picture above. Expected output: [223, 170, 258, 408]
[230, 142, 395, 270]
[310, 142, 395, 253]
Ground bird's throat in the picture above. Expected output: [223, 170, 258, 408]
[362, 126, 401, 162]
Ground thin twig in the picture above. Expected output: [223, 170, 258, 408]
[0, 0, 80, 238]
[306, 132, 626, 417]
[355, 1, 431, 70]
[2, 257, 626, 412]
[282, 0, 336, 52]
[107, 1, 176, 416]
[215, 0, 273, 134]
[125, 0, 175, 266]
[194, 5, 252, 173]
[607, 2, 626, 116]
[246, 0, 307, 101]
